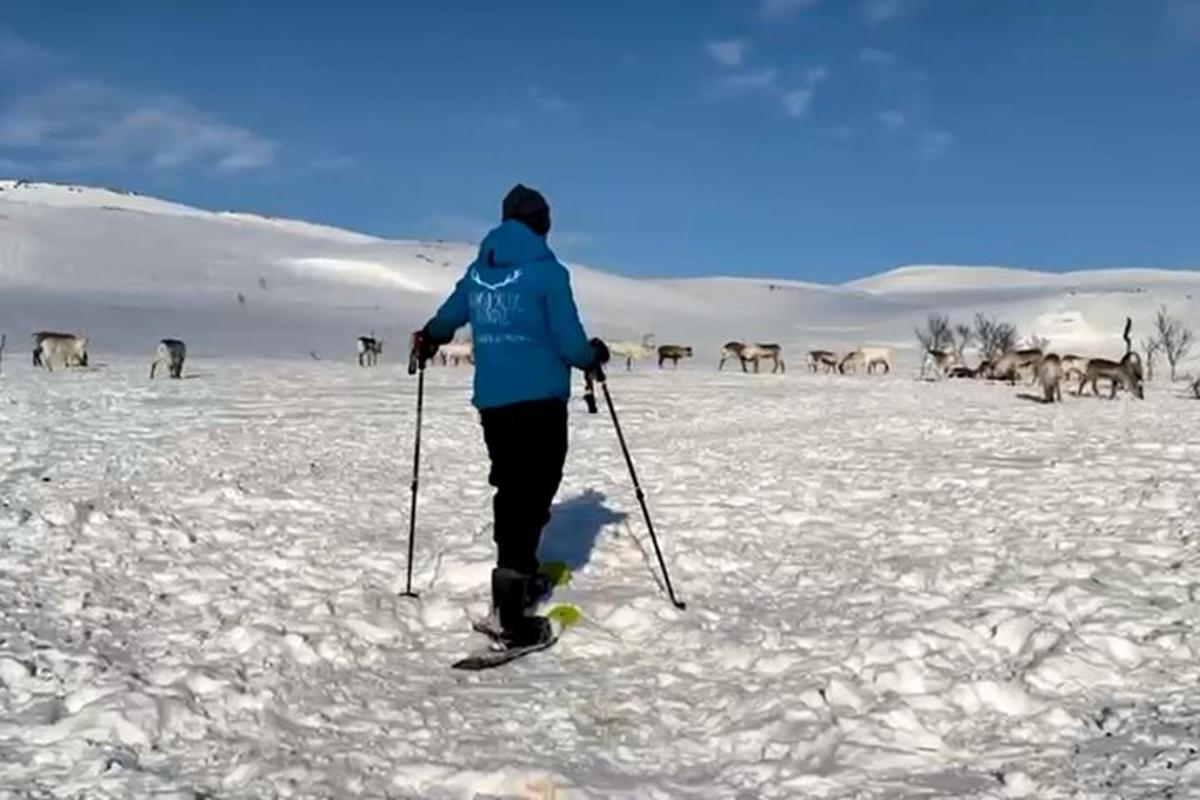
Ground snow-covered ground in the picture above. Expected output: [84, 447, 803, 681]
[2, 359, 1200, 798]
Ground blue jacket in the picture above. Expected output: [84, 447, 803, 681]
[424, 220, 596, 409]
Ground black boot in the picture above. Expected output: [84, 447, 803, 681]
[527, 570, 555, 608]
[491, 567, 553, 648]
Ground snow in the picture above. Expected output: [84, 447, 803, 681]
[2, 181, 1200, 797]
[2, 363, 1199, 798]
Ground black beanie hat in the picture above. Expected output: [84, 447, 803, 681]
[501, 184, 551, 237]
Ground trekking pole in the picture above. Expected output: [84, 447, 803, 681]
[401, 344, 425, 598]
[594, 369, 686, 610]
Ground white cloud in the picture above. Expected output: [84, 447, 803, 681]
[1166, 0, 1200, 38]
[780, 65, 828, 119]
[529, 86, 570, 113]
[761, 0, 822, 18]
[878, 110, 906, 130]
[861, 0, 911, 26]
[0, 29, 60, 67]
[918, 129, 953, 160]
[0, 80, 277, 172]
[782, 89, 815, 118]
[858, 47, 896, 66]
[706, 39, 750, 68]
[716, 68, 780, 92]
[710, 60, 826, 121]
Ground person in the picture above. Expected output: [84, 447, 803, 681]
[412, 184, 610, 648]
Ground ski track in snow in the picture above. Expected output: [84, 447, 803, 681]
[1, 361, 1199, 799]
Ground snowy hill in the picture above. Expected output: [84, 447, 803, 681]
[1, 179, 1198, 364]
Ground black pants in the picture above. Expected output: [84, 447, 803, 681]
[480, 398, 568, 575]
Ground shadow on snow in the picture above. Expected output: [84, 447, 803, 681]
[538, 488, 627, 571]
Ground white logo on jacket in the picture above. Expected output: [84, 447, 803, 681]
[469, 268, 523, 292]
[468, 268, 525, 326]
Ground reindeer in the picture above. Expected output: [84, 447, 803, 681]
[357, 335, 382, 367]
[839, 346, 891, 375]
[1078, 353, 1144, 399]
[1076, 317, 1145, 400]
[946, 363, 982, 379]
[742, 343, 785, 374]
[608, 334, 656, 371]
[439, 341, 474, 366]
[149, 339, 186, 379]
[807, 350, 839, 373]
[987, 348, 1043, 385]
[1060, 355, 1088, 384]
[922, 348, 960, 378]
[657, 344, 693, 368]
[33, 332, 88, 371]
[719, 341, 747, 372]
[1035, 354, 1064, 402]
[32, 331, 68, 367]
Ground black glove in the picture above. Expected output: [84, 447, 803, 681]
[589, 338, 610, 369]
[409, 329, 440, 373]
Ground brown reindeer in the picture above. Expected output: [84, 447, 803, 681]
[807, 350, 839, 373]
[149, 339, 187, 379]
[658, 344, 693, 368]
[1076, 317, 1145, 399]
[1060, 355, 1088, 384]
[923, 348, 960, 378]
[1036, 354, 1064, 402]
[1078, 353, 1144, 399]
[988, 348, 1043, 385]
[839, 346, 891, 375]
[357, 335, 382, 367]
[33, 332, 89, 370]
[742, 343, 785, 374]
[718, 341, 747, 372]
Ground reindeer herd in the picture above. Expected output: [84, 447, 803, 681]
[360, 331, 886, 377]
[16, 331, 188, 378]
[606, 335, 885, 376]
[597, 322, 1156, 407]
[807, 347, 894, 375]
[922, 324, 1148, 403]
[2, 318, 1175, 407]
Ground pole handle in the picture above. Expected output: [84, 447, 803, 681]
[583, 369, 599, 414]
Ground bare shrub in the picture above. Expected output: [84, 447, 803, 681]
[952, 323, 973, 361]
[1154, 306, 1194, 381]
[915, 314, 953, 353]
[1141, 336, 1162, 382]
[974, 313, 1018, 361]
[1024, 333, 1050, 351]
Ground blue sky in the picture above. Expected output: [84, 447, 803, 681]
[2, 1, 1199, 281]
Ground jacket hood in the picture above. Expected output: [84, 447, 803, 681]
[477, 220, 555, 268]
